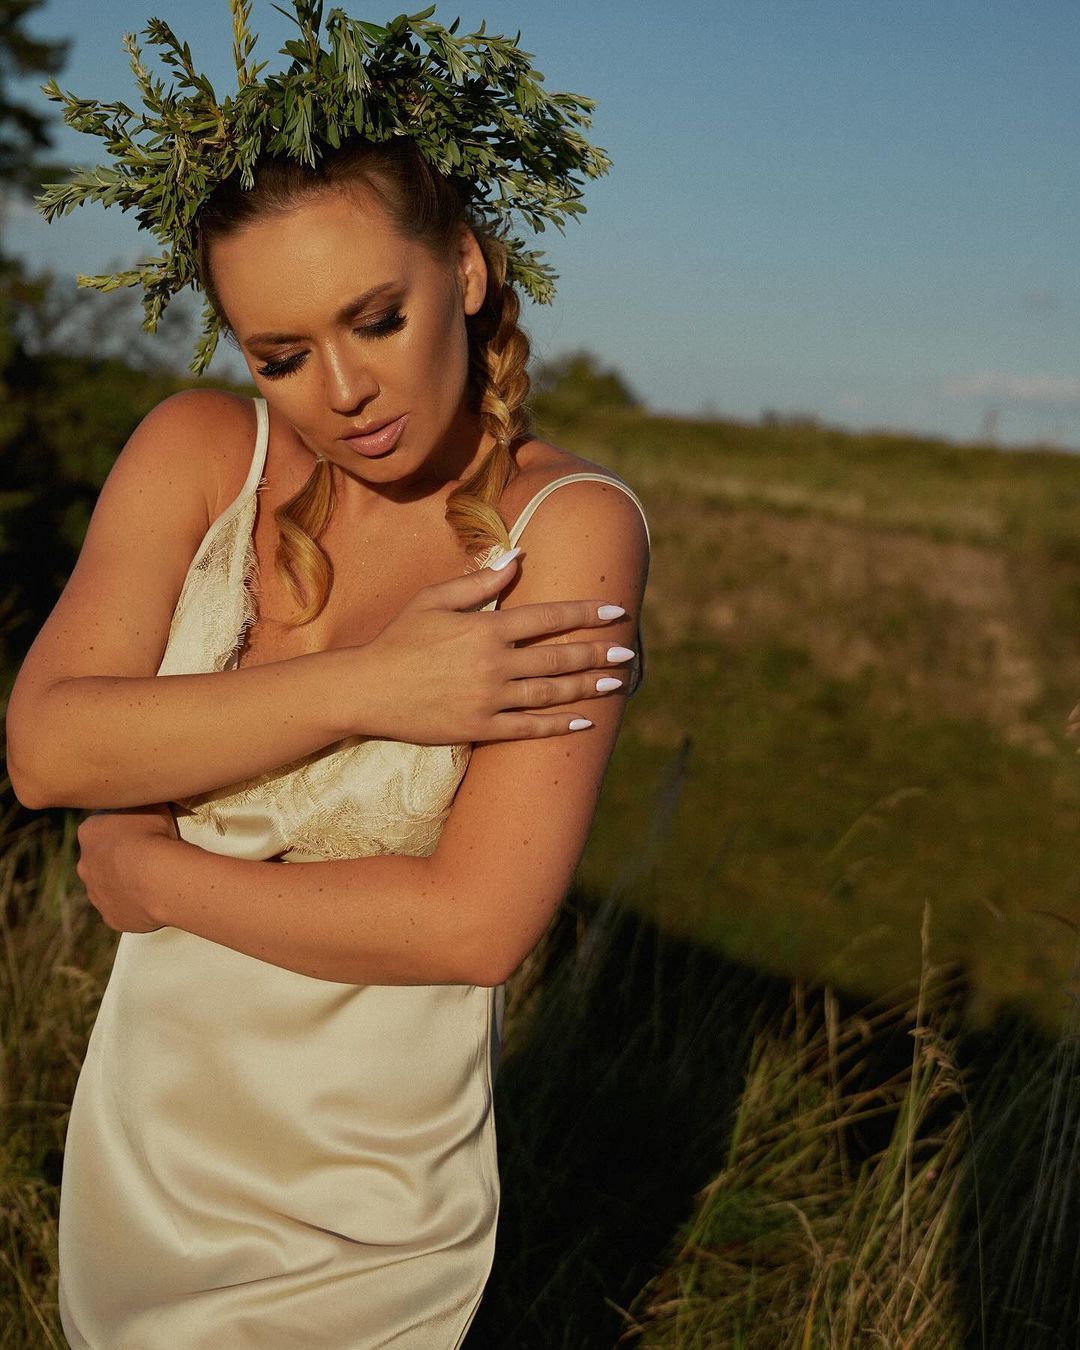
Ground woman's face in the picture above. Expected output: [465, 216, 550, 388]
[208, 185, 490, 493]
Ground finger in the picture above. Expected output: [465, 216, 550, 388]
[416, 549, 522, 610]
[501, 672, 627, 710]
[495, 599, 629, 644]
[504, 638, 635, 680]
[475, 710, 597, 743]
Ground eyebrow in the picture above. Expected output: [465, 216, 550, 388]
[242, 281, 401, 347]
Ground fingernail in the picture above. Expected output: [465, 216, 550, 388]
[569, 717, 593, 731]
[607, 646, 636, 662]
[488, 546, 521, 571]
[597, 604, 625, 620]
[596, 677, 623, 692]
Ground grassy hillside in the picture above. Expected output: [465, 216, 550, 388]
[6, 374, 1080, 1035]
[535, 404, 1080, 1035]
[6, 391, 1080, 1345]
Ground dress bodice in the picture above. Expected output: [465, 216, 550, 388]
[156, 397, 650, 865]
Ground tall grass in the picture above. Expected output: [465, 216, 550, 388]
[613, 906, 971, 1347]
[0, 801, 117, 1350]
[3, 798, 1079, 1348]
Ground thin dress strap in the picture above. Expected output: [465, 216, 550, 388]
[157, 398, 271, 678]
[507, 471, 651, 550]
[501, 471, 651, 698]
[206, 396, 270, 535]
[245, 396, 270, 497]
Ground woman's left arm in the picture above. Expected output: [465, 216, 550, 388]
[83, 480, 649, 987]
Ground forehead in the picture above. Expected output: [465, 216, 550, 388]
[210, 187, 438, 326]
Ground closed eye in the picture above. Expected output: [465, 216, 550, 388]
[255, 308, 408, 380]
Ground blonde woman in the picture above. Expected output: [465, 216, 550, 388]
[10, 11, 650, 1348]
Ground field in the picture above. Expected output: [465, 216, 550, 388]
[556, 404, 1080, 1035]
[4, 397, 1080, 1345]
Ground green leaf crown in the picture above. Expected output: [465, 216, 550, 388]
[36, 0, 612, 375]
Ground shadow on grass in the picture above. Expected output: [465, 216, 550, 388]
[465, 891, 1080, 1347]
[953, 981, 1080, 1350]
[464, 883, 793, 1350]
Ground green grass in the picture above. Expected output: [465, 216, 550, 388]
[7, 394, 1080, 1343]
[522, 404, 1080, 1037]
[5, 809, 1080, 1348]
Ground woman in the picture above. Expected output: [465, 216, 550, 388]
[9, 11, 649, 1348]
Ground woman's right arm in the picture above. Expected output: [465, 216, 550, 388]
[6, 390, 630, 811]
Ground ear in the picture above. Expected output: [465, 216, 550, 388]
[455, 223, 488, 317]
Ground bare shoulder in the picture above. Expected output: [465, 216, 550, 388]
[502, 434, 643, 530]
[496, 434, 649, 619]
[139, 387, 258, 527]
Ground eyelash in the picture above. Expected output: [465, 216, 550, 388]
[255, 308, 408, 380]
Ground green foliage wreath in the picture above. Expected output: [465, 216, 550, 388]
[35, 0, 611, 374]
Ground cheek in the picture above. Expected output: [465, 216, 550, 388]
[403, 305, 468, 394]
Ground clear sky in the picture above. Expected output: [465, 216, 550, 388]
[5, 0, 1078, 449]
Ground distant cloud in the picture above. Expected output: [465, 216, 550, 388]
[943, 372, 1080, 405]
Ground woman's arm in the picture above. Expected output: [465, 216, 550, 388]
[6, 389, 357, 809]
[116, 480, 649, 986]
[6, 390, 631, 810]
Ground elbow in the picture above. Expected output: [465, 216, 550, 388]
[6, 726, 71, 809]
[459, 928, 514, 989]
[455, 888, 559, 988]
[7, 762, 58, 811]
[437, 866, 542, 987]
[5, 740, 53, 811]
[6, 687, 62, 809]
[6, 690, 97, 809]
[463, 927, 527, 989]
[473, 956, 512, 989]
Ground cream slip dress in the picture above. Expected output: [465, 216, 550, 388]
[57, 396, 650, 1350]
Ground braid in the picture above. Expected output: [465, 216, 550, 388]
[445, 230, 535, 562]
[271, 457, 337, 625]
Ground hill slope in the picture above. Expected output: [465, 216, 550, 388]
[539, 404, 1080, 1033]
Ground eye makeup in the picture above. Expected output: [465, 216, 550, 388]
[255, 308, 407, 380]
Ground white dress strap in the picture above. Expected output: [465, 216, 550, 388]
[493, 470, 649, 698]
[245, 397, 270, 496]
[507, 472, 651, 551]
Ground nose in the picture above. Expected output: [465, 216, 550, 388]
[322, 343, 380, 415]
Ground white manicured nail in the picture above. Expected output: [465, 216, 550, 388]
[607, 646, 636, 662]
[596, 677, 623, 692]
[488, 546, 521, 571]
[569, 718, 593, 731]
[597, 604, 625, 620]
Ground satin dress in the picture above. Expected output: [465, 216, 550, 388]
[57, 396, 650, 1349]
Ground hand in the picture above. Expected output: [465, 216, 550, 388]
[358, 550, 637, 745]
[75, 803, 179, 933]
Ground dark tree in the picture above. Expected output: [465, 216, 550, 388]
[532, 348, 642, 414]
[0, 0, 69, 199]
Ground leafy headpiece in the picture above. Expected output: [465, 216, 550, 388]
[36, 0, 611, 375]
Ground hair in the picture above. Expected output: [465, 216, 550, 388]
[193, 138, 533, 625]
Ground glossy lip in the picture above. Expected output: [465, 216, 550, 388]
[339, 413, 402, 439]
[339, 413, 408, 458]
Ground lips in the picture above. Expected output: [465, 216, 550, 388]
[338, 413, 408, 458]
[340, 414, 401, 438]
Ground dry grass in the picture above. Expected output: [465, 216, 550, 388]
[0, 806, 117, 1349]
[612, 905, 971, 1348]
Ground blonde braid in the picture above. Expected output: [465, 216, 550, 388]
[445, 232, 535, 563]
[271, 456, 337, 625]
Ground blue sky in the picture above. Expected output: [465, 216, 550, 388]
[6, 0, 1079, 449]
